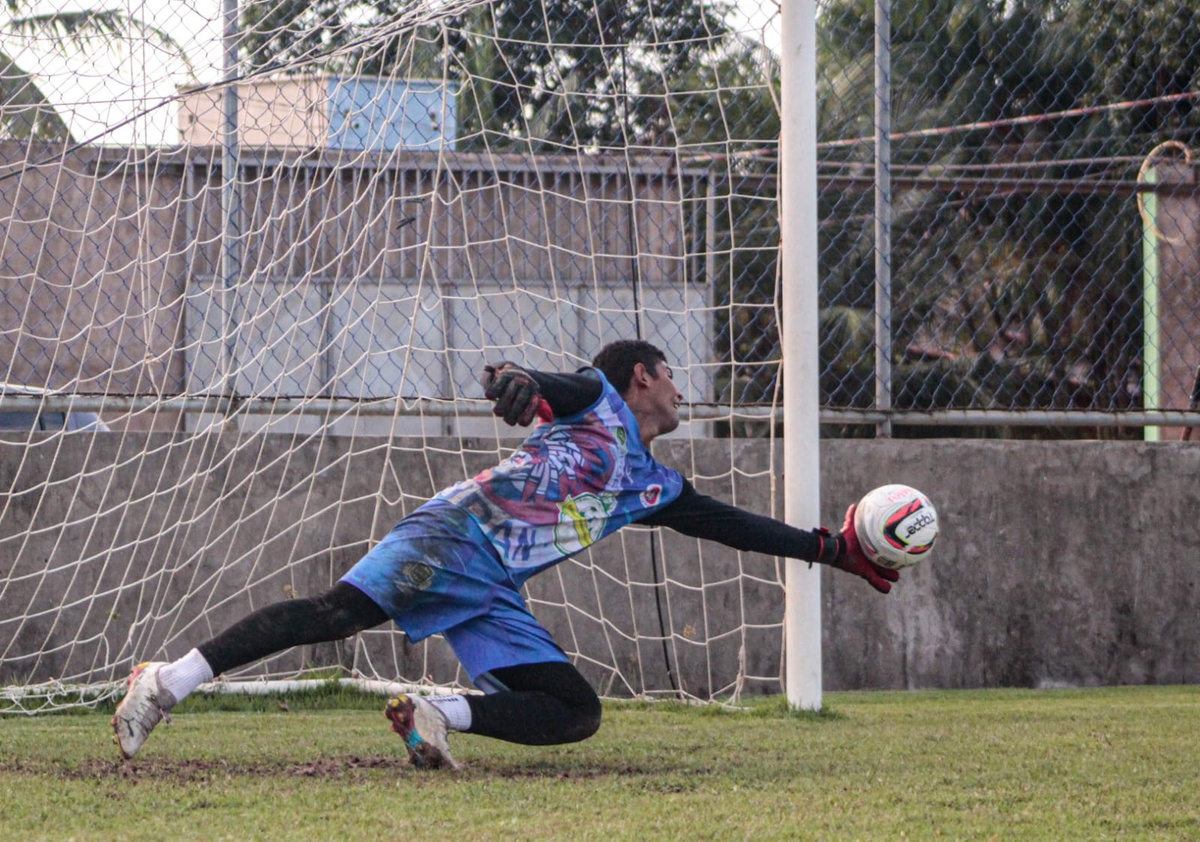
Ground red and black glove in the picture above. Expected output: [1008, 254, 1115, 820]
[481, 363, 546, 426]
[814, 503, 901, 594]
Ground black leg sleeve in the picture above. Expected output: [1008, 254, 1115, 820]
[464, 661, 602, 746]
[197, 581, 389, 676]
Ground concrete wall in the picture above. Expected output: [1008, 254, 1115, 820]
[818, 439, 1200, 690]
[3, 435, 1198, 695]
[0, 142, 704, 423]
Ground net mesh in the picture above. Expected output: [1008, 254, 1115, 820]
[1, 0, 787, 711]
[7, 0, 1200, 711]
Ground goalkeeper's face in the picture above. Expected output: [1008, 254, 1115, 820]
[645, 360, 684, 436]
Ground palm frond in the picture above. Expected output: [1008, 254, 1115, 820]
[9, 10, 195, 75]
[0, 50, 73, 141]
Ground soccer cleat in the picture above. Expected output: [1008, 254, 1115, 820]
[385, 694, 461, 770]
[111, 662, 177, 759]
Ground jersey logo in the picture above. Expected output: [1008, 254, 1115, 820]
[641, 484, 662, 507]
[554, 493, 615, 554]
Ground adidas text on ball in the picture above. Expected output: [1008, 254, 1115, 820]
[853, 484, 939, 570]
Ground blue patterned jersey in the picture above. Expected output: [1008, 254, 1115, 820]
[431, 369, 684, 584]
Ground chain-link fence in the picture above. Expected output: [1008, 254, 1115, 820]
[807, 0, 1200, 439]
[2, 0, 1199, 435]
[716, 1, 1200, 439]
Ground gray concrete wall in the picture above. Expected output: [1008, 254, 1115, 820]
[3, 435, 1198, 695]
[818, 439, 1200, 690]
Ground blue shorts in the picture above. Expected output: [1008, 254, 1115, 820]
[340, 500, 568, 681]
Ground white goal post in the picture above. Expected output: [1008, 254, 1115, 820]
[0, 0, 818, 713]
[780, 0, 824, 711]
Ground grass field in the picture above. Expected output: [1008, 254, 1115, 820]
[3, 685, 1199, 841]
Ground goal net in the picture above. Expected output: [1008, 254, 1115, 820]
[0, 0, 789, 711]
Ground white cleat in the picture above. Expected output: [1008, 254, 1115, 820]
[111, 662, 176, 760]
[385, 694, 461, 770]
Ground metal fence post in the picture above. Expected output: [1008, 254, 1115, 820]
[875, 0, 893, 438]
[221, 0, 243, 400]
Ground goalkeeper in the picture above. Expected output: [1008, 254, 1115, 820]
[113, 339, 900, 769]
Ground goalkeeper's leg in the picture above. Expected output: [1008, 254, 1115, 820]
[113, 582, 387, 758]
[390, 660, 598, 770]
[384, 661, 599, 771]
[195, 581, 388, 676]
[405, 576, 602, 748]
[465, 661, 602, 745]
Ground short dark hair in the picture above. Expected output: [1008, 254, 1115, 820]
[591, 340, 668, 394]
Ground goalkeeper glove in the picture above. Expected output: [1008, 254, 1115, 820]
[482, 362, 545, 426]
[813, 503, 901, 594]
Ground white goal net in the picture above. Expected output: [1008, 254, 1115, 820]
[0, 0, 788, 712]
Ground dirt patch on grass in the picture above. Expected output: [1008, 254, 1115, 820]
[0, 755, 664, 782]
[0, 755, 413, 783]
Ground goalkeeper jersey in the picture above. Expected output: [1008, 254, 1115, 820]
[431, 369, 684, 585]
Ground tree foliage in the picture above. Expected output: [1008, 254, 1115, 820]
[0, 52, 71, 141]
[0, 8, 192, 142]
[808, 0, 1189, 428]
[241, 0, 732, 150]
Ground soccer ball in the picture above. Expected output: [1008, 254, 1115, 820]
[852, 484, 939, 570]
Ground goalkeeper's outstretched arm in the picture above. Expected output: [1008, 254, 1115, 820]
[638, 480, 900, 594]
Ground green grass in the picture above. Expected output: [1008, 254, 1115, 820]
[4, 686, 1199, 841]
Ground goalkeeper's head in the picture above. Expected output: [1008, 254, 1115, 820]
[592, 340, 668, 394]
[593, 339, 682, 441]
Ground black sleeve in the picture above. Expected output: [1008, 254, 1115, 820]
[526, 369, 603, 418]
[638, 479, 838, 563]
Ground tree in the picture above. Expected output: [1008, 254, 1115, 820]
[240, 0, 732, 150]
[0, 52, 69, 141]
[0, 8, 190, 142]
[1068, 0, 1200, 142]
[812, 0, 1160, 428]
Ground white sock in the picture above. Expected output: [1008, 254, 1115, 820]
[426, 695, 472, 731]
[157, 648, 215, 705]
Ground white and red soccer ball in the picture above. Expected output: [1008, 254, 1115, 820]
[853, 484, 939, 570]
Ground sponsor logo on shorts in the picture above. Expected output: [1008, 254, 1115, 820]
[401, 562, 435, 590]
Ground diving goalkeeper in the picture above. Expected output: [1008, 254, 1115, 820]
[112, 339, 899, 769]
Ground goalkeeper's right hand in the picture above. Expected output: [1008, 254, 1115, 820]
[833, 503, 901, 594]
[481, 362, 544, 426]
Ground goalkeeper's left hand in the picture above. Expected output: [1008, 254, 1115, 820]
[831, 503, 901, 594]
[482, 362, 545, 426]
